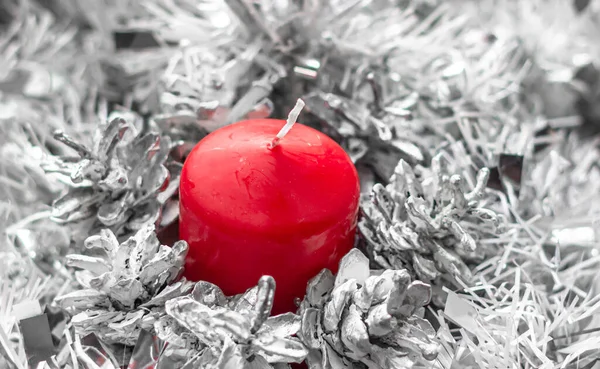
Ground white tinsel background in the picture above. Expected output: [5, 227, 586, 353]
[1, 0, 600, 368]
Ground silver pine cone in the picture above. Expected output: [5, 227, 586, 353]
[359, 156, 502, 287]
[43, 116, 180, 240]
[155, 276, 308, 368]
[55, 225, 192, 345]
[298, 249, 439, 369]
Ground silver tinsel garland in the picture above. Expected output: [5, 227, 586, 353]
[2, 0, 600, 368]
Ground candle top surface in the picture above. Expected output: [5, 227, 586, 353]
[180, 119, 360, 234]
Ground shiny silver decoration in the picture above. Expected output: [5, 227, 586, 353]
[15, 301, 55, 367]
[126, 329, 164, 369]
[298, 249, 438, 369]
[155, 276, 308, 368]
[0, 274, 65, 369]
[43, 117, 181, 241]
[2, 0, 600, 367]
[359, 157, 502, 289]
[55, 226, 193, 345]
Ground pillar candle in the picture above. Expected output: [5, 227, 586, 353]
[179, 101, 360, 314]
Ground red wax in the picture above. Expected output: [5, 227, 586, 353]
[179, 119, 360, 314]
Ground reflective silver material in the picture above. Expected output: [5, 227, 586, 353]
[55, 226, 192, 345]
[298, 250, 438, 369]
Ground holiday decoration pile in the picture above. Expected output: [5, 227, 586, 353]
[2, 0, 600, 368]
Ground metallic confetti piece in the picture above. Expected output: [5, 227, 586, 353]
[78, 333, 119, 369]
[494, 153, 525, 193]
[444, 291, 485, 337]
[44, 305, 69, 347]
[19, 313, 56, 366]
[114, 31, 161, 51]
[127, 330, 163, 369]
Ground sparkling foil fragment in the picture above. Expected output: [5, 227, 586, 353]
[15, 300, 55, 367]
[127, 330, 163, 369]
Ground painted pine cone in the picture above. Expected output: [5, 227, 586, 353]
[359, 157, 502, 287]
[43, 116, 180, 240]
[155, 276, 308, 368]
[55, 225, 192, 345]
[298, 249, 439, 369]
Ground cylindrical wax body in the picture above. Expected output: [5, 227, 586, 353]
[179, 119, 360, 313]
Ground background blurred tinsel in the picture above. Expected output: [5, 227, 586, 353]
[2, 0, 600, 368]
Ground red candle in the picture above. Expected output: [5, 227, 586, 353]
[179, 101, 360, 314]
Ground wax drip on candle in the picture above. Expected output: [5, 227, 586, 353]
[269, 98, 305, 149]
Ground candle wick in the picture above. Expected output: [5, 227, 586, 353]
[269, 98, 305, 149]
